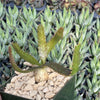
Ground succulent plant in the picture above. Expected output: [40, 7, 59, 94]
[8, 25, 67, 82]
[8, 24, 81, 83]
[39, 8, 100, 99]
[0, 2, 5, 19]
[85, 40, 100, 99]
[0, 2, 100, 99]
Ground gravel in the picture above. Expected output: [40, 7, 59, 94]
[4, 67, 71, 100]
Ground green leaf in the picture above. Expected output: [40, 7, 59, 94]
[45, 62, 71, 76]
[2, 20, 6, 30]
[79, 9, 85, 24]
[84, 8, 89, 19]
[23, 7, 28, 20]
[92, 73, 97, 85]
[37, 24, 47, 63]
[75, 24, 80, 38]
[53, 76, 75, 100]
[97, 29, 100, 37]
[47, 27, 64, 55]
[12, 43, 40, 65]
[8, 46, 42, 73]
[87, 79, 92, 89]
[71, 44, 81, 75]
[97, 18, 100, 30]
[75, 71, 85, 88]
[0, 3, 3, 17]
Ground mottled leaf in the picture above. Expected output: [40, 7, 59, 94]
[12, 43, 40, 65]
[45, 62, 71, 76]
[71, 44, 81, 75]
[47, 28, 64, 56]
[37, 24, 47, 63]
[8, 46, 42, 73]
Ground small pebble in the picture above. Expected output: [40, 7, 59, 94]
[15, 82, 24, 90]
[43, 87, 49, 93]
[33, 84, 38, 90]
[30, 90, 37, 97]
[48, 80, 54, 86]
[24, 84, 33, 91]
[27, 77, 35, 85]
[39, 91, 44, 98]
[11, 76, 18, 83]
[56, 75, 64, 81]
[36, 94, 41, 100]
[48, 86, 53, 92]
[15, 71, 21, 75]
[54, 81, 61, 86]
[38, 86, 44, 91]
[4, 70, 70, 100]
[38, 81, 46, 86]
[45, 92, 55, 99]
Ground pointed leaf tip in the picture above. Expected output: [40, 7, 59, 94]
[8, 46, 42, 73]
[56, 27, 64, 38]
[37, 24, 44, 30]
[37, 24, 47, 63]
[12, 43, 40, 65]
[8, 46, 24, 73]
[47, 27, 64, 55]
[71, 44, 81, 75]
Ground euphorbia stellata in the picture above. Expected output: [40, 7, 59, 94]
[9, 24, 80, 82]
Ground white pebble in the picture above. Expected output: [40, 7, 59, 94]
[39, 91, 44, 98]
[38, 81, 46, 87]
[48, 86, 53, 92]
[11, 76, 18, 83]
[27, 77, 35, 85]
[48, 80, 54, 86]
[45, 92, 55, 99]
[30, 90, 37, 97]
[43, 87, 49, 93]
[24, 84, 33, 91]
[38, 86, 44, 91]
[15, 82, 24, 90]
[36, 94, 41, 100]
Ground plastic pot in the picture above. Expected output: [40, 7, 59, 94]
[0, 76, 75, 100]
[0, 91, 31, 100]
[35, 1, 46, 12]
[26, 0, 47, 12]
[6, 1, 22, 10]
[5, 0, 46, 12]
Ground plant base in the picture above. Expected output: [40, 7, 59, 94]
[4, 67, 71, 100]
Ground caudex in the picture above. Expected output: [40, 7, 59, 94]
[8, 24, 81, 82]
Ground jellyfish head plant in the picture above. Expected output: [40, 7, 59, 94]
[8, 24, 80, 83]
